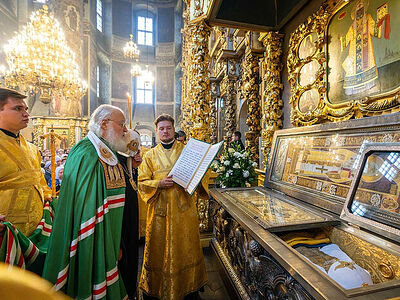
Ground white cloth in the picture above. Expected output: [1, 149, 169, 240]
[301, 244, 373, 289]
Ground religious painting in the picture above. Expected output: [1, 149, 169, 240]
[288, 0, 400, 126]
[45, 127, 70, 150]
[299, 60, 320, 87]
[65, 5, 79, 32]
[328, 0, 400, 104]
[52, 93, 82, 117]
[156, 67, 174, 102]
[298, 33, 318, 60]
[112, 61, 130, 99]
[298, 89, 319, 113]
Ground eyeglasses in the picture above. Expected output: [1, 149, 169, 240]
[108, 119, 127, 128]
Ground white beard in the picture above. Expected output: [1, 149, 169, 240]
[104, 127, 127, 153]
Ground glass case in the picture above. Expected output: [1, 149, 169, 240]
[342, 143, 400, 243]
[222, 188, 337, 232]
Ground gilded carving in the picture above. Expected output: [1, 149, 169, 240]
[181, 3, 212, 231]
[241, 50, 261, 162]
[288, 0, 400, 126]
[210, 82, 218, 144]
[187, 19, 212, 142]
[260, 32, 284, 167]
[31, 117, 88, 149]
[220, 74, 237, 142]
[180, 3, 191, 135]
[210, 199, 313, 299]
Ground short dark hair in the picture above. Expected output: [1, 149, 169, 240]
[174, 132, 179, 139]
[0, 87, 27, 109]
[177, 130, 186, 140]
[154, 113, 174, 127]
[233, 131, 241, 139]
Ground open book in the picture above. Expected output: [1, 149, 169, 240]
[169, 138, 224, 195]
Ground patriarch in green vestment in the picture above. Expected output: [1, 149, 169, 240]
[43, 104, 142, 300]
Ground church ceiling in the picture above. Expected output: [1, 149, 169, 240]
[208, 0, 310, 31]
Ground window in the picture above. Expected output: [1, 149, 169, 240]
[136, 74, 153, 104]
[96, 0, 103, 32]
[96, 66, 100, 97]
[140, 134, 152, 147]
[137, 16, 153, 46]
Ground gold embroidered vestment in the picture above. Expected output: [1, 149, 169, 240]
[0, 131, 51, 236]
[138, 142, 207, 300]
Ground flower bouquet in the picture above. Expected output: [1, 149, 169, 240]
[211, 144, 257, 188]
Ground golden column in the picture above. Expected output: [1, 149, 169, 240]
[187, 19, 212, 142]
[180, 3, 191, 135]
[210, 81, 219, 144]
[242, 49, 262, 162]
[260, 32, 284, 167]
[220, 69, 237, 143]
[180, 1, 213, 233]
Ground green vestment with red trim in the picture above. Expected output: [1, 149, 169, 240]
[43, 134, 128, 300]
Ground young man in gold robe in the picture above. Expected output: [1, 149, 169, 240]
[138, 114, 207, 300]
[0, 88, 51, 238]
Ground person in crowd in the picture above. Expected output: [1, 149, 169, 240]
[176, 130, 187, 144]
[230, 131, 245, 150]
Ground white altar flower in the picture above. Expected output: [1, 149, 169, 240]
[252, 162, 257, 167]
[233, 163, 240, 169]
[233, 152, 241, 158]
[243, 170, 250, 178]
[223, 160, 230, 166]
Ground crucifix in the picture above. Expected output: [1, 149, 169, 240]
[41, 125, 62, 198]
[316, 165, 328, 173]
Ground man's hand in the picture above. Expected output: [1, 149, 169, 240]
[0, 215, 6, 236]
[159, 175, 174, 189]
[44, 196, 53, 203]
[131, 151, 142, 169]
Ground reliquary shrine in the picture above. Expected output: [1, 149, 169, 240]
[210, 115, 400, 299]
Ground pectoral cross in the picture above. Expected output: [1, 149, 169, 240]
[316, 165, 328, 173]
[41, 126, 62, 198]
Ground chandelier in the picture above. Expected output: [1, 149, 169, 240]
[130, 64, 142, 77]
[141, 65, 154, 84]
[1, 5, 87, 103]
[124, 34, 141, 78]
[123, 34, 140, 60]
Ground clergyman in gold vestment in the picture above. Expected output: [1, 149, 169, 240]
[0, 88, 51, 237]
[138, 114, 207, 300]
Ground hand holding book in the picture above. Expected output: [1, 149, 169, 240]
[168, 138, 224, 195]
